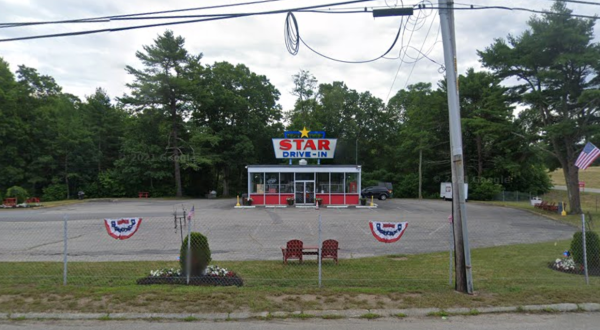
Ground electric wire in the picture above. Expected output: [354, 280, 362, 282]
[542, 0, 600, 6]
[423, 4, 600, 20]
[403, 9, 437, 89]
[0, 0, 374, 43]
[0, 0, 291, 28]
[385, 8, 423, 102]
[285, 10, 406, 63]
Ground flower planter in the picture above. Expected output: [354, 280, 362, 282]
[286, 199, 294, 206]
[360, 199, 367, 206]
[137, 275, 243, 287]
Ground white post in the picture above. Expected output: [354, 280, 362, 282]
[582, 213, 589, 285]
[318, 214, 322, 288]
[63, 215, 68, 286]
[439, 0, 473, 294]
[186, 209, 191, 285]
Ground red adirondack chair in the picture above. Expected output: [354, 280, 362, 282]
[282, 239, 304, 264]
[321, 239, 339, 265]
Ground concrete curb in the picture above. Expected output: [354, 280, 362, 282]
[3, 303, 599, 321]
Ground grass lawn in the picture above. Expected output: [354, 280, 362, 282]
[550, 166, 600, 189]
[484, 190, 599, 229]
[1, 239, 598, 314]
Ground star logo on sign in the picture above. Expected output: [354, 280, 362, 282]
[300, 127, 310, 138]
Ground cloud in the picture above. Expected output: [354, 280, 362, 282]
[0, 0, 598, 110]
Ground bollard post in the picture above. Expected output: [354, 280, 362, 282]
[63, 215, 68, 285]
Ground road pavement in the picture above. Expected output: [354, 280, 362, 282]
[0, 198, 576, 262]
[1, 313, 599, 330]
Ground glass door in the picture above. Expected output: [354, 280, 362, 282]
[295, 182, 304, 204]
[295, 181, 315, 205]
[305, 182, 315, 204]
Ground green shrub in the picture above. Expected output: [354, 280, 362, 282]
[470, 180, 503, 201]
[180, 232, 211, 276]
[6, 186, 29, 203]
[42, 184, 68, 201]
[570, 231, 600, 270]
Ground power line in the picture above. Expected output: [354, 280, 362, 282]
[385, 8, 423, 102]
[0, 0, 290, 28]
[403, 11, 437, 88]
[549, 0, 600, 6]
[287, 10, 406, 64]
[0, 0, 375, 43]
[421, 4, 600, 20]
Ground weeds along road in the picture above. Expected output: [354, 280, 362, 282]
[1, 313, 599, 330]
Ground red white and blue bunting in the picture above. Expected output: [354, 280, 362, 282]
[369, 221, 408, 243]
[104, 218, 142, 240]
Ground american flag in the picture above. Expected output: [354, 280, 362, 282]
[575, 142, 600, 170]
[187, 205, 195, 221]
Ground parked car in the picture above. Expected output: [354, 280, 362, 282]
[361, 186, 392, 200]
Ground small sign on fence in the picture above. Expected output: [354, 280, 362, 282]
[369, 221, 408, 243]
[104, 218, 143, 240]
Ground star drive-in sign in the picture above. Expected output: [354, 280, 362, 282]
[272, 138, 337, 159]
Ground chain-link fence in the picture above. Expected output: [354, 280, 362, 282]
[0, 199, 598, 290]
[492, 191, 534, 202]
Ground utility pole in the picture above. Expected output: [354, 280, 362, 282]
[439, 0, 473, 294]
[373, 2, 473, 294]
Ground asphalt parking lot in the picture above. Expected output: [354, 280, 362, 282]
[0, 198, 575, 262]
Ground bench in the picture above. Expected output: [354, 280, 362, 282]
[2, 198, 17, 208]
[281, 240, 323, 264]
[138, 192, 149, 198]
[534, 201, 563, 213]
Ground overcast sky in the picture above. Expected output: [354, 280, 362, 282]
[1, 0, 599, 112]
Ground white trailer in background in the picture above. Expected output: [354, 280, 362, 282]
[440, 182, 468, 201]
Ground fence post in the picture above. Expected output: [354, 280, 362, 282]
[63, 215, 68, 286]
[582, 213, 589, 285]
[185, 209, 191, 285]
[516, 191, 519, 202]
[318, 214, 322, 288]
[502, 191, 505, 202]
[449, 214, 454, 286]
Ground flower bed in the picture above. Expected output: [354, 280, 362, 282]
[548, 257, 600, 277]
[137, 265, 243, 286]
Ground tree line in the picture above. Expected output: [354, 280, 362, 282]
[0, 2, 597, 212]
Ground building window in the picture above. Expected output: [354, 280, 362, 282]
[331, 173, 344, 193]
[317, 173, 329, 193]
[265, 173, 279, 193]
[295, 173, 315, 181]
[346, 173, 358, 193]
[280, 173, 294, 193]
[251, 173, 265, 193]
